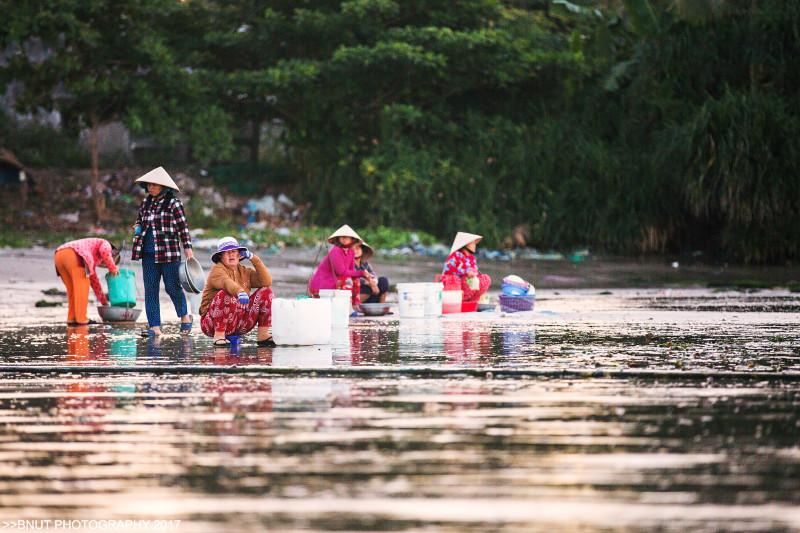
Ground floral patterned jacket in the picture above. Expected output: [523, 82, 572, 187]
[442, 250, 477, 277]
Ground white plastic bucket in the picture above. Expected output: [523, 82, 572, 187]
[318, 289, 351, 328]
[442, 290, 462, 314]
[396, 282, 427, 318]
[319, 289, 350, 298]
[424, 282, 443, 316]
[271, 298, 332, 345]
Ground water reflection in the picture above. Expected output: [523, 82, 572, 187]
[345, 326, 399, 366]
[442, 322, 492, 366]
[66, 325, 90, 360]
[205, 347, 273, 366]
[0, 288, 798, 530]
[499, 329, 536, 354]
[109, 335, 137, 361]
[272, 345, 333, 368]
[0, 375, 797, 531]
[0, 287, 796, 375]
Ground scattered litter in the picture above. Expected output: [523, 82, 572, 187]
[58, 212, 80, 224]
[174, 173, 197, 194]
[243, 193, 304, 228]
[568, 249, 590, 263]
[191, 238, 221, 250]
[277, 193, 294, 208]
[377, 241, 586, 262]
[246, 195, 278, 217]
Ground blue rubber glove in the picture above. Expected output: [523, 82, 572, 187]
[237, 292, 249, 305]
[134, 224, 142, 236]
[239, 248, 253, 261]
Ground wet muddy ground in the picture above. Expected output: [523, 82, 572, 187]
[0, 248, 798, 531]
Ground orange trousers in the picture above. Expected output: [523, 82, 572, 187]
[54, 248, 90, 324]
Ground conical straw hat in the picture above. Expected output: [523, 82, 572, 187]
[135, 167, 180, 191]
[327, 224, 363, 244]
[450, 232, 483, 254]
[360, 242, 374, 260]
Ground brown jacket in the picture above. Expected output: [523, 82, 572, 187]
[199, 256, 272, 315]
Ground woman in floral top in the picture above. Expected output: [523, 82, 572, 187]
[441, 231, 491, 303]
[54, 238, 120, 325]
[132, 167, 193, 337]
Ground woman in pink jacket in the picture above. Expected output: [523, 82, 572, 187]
[308, 225, 374, 309]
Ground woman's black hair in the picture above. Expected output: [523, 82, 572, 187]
[110, 242, 122, 264]
[140, 183, 175, 197]
[142, 188, 175, 205]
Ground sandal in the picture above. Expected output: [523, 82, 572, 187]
[256, 337, 277, 348]
[140, 328, 160, 338]
[180, 316, 193, 334]
[69, 319, 98, 326]
[213, 338, 231, 347]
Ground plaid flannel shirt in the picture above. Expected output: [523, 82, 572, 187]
[131, 192, 192, 263]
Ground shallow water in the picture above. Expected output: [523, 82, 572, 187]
[0, 288, 799, 531]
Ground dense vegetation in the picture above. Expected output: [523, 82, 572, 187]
[1, 0, 798, 262]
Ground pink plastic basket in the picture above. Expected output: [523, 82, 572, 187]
[499, 294, 535, 313]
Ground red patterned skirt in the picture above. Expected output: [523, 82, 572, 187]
[201, 288, 273, 336]
[440, 273, 491, 303]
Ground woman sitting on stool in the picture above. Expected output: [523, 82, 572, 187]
[308, 225, 374, 312]
[441, 231, 491, 302]
[199, 237, 275, 347]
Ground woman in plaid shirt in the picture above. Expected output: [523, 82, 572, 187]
[132, 167, 194, 337]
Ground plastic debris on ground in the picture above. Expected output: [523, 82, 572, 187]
[378, 240, 587, 263]
[243, 194, 303, 228]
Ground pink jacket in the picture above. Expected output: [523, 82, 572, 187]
[56, 238, 119, 305]
[308, 245, 366, 293]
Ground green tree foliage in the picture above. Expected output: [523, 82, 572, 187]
[568, 0, 800, 261]
[272, 0, 797, 262]
[1, 0, 797, 262]
[202, 1, 580, 244]
[0, 0, 233, 220]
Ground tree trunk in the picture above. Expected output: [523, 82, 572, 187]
[249, 118, 262, 166]
[89, 118, 106, 222]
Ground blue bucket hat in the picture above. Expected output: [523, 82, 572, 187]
[211, 236, 247, 263]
